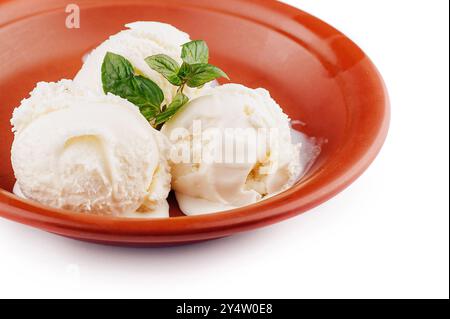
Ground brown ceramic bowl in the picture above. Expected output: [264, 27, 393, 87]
[0, 0, 389, 246]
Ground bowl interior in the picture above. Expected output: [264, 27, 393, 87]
[0, 0, 388, 231]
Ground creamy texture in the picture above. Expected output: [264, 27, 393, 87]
[162, 84, 315, 215]
[75, 21, 210, 105]
[11, 80, 170, 218]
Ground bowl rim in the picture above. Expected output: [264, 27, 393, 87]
[0, 0, 390, 244]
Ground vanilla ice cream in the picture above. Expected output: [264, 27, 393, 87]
[11, 80, 171, 218]
[162, 84, 317, 215]
[75, 21, 210, 105]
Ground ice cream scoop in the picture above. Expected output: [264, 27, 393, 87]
[11, 80, 171, 218]
[75, 21, 210, 105]
[161, 84, 317, 215]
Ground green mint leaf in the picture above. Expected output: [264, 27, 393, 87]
[178, 62, 192, 80]
[101, 52, 134, 92]
[184, 63, 229, 88]
[140, 106, 160, 120]
[102, 52, 164, 120]
[181, 40, 209, 64]
[132, 75, 165, 109]
[155, 92, 189, 125]
[145, 54, 182, 86]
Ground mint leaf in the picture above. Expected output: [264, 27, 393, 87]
[102, 52, 164, 120]
[132, 75, 164, 109]
[178, 62, 192, 80]
[140, 106, 159, 120]
[101, 52, 134, 90]
[184, 63, 229, 88]
[181, 40, 209, 64]
[145, 54, 182, 86]
[155, 92, 189, 125]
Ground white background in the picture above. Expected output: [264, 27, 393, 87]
[0, 0, 448, 299]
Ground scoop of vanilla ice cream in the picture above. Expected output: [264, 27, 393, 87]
[161, 84, 302, 215]
[75, 21, 210, 105]
[11, 80, 171, 218]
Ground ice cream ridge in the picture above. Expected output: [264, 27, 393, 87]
[10, 21, 319, 218]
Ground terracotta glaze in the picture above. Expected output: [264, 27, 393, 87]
[0, 0, 389, 246]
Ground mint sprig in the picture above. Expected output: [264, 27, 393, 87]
[146, 40, 229, 90]
[101, 40, 228, 128]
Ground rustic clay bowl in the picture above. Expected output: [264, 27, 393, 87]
[0, 0, 389, 246]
